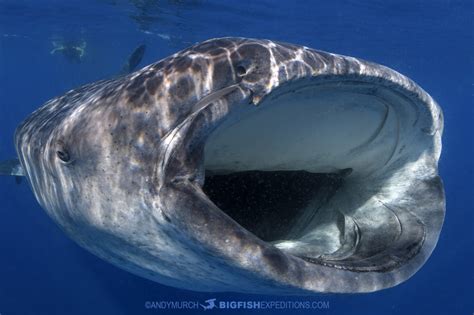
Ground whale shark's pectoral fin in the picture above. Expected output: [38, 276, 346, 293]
[0, 158, 25, 177]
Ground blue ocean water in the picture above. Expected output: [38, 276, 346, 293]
[0, 1, 472, 314]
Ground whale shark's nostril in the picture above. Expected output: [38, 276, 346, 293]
[234, 59, 252, 77]
[236, 65, 247, 76]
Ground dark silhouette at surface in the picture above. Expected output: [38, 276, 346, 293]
[121, 44, 147, 74]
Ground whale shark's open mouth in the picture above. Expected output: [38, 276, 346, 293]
[200, 79, 437, 273]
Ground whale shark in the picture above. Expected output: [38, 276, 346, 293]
[2, 38, 445, 294]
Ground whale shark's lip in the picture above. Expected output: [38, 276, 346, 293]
[13, 38, 445, 294]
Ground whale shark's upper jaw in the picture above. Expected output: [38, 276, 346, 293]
[14, 38, 444, 294]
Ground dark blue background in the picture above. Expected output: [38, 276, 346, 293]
[0, 1, 472, 314]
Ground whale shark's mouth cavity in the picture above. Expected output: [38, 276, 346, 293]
[202, 80, 427, 272]
[203, 170, 350, 242]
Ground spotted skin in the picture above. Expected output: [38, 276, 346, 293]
[14, 38, 444, 294]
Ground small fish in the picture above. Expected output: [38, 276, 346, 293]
[120, 44, 146, 74]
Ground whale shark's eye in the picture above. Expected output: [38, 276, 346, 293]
[55, 140, 72, 164]
[56, 150, 70, 163]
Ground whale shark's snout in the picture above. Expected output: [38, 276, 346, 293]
[14, 38, 444, 294]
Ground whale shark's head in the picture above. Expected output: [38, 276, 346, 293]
[14, 79, 150, 239]
[14, 38, 445, 294]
